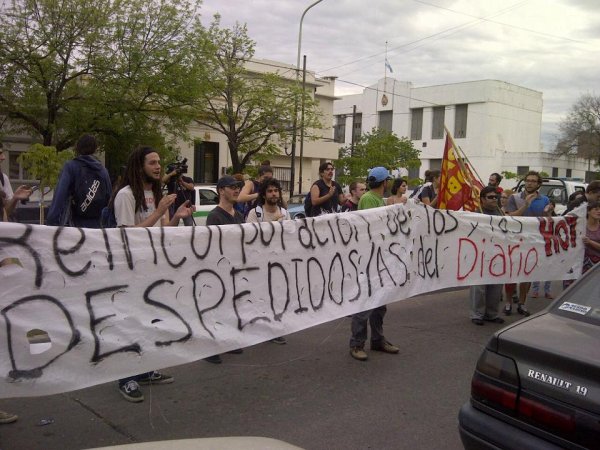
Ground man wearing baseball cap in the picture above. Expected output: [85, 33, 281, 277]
[203, 174, 246, 364]
[349, 166, 399, 361]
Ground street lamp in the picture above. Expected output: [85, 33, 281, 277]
[289, 0, 325, 196]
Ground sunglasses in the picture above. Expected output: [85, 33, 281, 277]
[485, 195, 498, 200]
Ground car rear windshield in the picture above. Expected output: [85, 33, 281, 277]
[552, 264, 600, 325]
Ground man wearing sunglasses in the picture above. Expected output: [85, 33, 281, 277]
[469, 186, 505, 326]
[203, 175, 246, 364]
[207, 175, 245, 226]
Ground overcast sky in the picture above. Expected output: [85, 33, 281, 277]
[199, 0, 600, 151]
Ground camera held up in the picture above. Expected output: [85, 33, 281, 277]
[166, 157, 188, 179]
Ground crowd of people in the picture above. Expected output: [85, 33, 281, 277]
[2, 135, 600, 413]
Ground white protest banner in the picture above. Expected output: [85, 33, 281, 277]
[0, 202, 584, 398]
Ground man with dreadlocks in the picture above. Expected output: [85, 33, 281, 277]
[111, 146, 193, 402]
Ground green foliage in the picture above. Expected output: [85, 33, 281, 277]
[18, 144, 74, 196]
[554, 94, 600, 167]
[336, 128, 421, 186]
[539, 171, 550, 178]
[0, 0, 204, 176]
[501, 170, 518, 180]
[193, 16, 323, 173]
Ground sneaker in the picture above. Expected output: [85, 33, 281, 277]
[350, 346, 368, 361]
[119, 380, 144, 403]
[504, 304, 512, 316]
[371, 340, 399, 354]
[517, 304, 531, 317]
[545, 293, 554, 299]
[204, 354, 222, 364]
[471, 318, 484, 326]
[0, 410, 18, 424]
[138, 371, 174, 385]
[270, 337, 287, 345]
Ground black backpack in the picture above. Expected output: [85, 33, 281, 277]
[71, 159, 108, 219]
[304, 191, 313, 217]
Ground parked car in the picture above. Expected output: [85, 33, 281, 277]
[287, 193, 308, 219]
[458, 263, 600, 449]
[191, 185, 218, 225]
[514, 177, 587, 214]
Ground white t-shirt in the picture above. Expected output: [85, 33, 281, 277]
[246, 205, 290, 223]
[1, 172, 13, 201]
[114, 186, 163, 227]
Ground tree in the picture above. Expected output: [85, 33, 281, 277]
[18, 144, 74, 223]
[192, 16, 322, 173]
[336, 128, 421, 186]
[0, 0, 205, 172]
[554, 94, 600, 168]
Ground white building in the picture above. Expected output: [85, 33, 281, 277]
[334, 78, 593, 186]
[174, 58, 339, 195]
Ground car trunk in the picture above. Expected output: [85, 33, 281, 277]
[496, 312, 600, 415]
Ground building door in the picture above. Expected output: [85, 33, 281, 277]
[194, 141, 219, 184]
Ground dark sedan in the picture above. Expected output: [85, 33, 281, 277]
[458, 263, 600, 450]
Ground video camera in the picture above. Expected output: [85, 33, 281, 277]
[166, 157, 188, 177]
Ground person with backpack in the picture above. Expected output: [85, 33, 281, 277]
[246, 178, 290, 344]
[47, 134, 112, 228]
[237, 164, 273, 218]
[308, 162, 344, 217]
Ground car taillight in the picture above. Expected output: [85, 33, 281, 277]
[518, 395, 575, 433]
[471, 350, 519, 413]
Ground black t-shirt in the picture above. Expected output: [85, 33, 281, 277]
[207, 206, 244, 226]
[419, 185, 436, 202]
[311, 179, 343, 216]
[166, 175, 196, 209]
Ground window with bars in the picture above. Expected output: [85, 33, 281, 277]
[352, 113, 362, 142]
[334, 116, 346, 143]
[432, 106, 445, 139]
[272, 166, 291, 193]
[454, 104, 468, 138]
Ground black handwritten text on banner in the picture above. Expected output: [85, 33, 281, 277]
[0, 203, 583, 398]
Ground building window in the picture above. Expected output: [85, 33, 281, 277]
[566, 168, 572, 178]
[378, 110, 393, 132]
[334, 116, 346, 144]
[454, 104, 468, 138]
[352, 113, 362, 142]
[429, 159, 442, 171]
[431, 106, 445, 139]
[272, 166, 291, 193]
[410, 108, 423, 140]
[8, 150, 32, 182]
[552, 167, 558, 177]
[517, 166, 529, 176]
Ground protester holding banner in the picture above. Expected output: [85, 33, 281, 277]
[247, 178, 290, 345]
[310, 162, 344, 216]
[386, 178, 408, 206]
[112, 146, 193, 402]
[504, 171, 554, 316]
[341, 181, 366, 212]
[349, 167, 399, 361]
[419, 169, 440, 207]
[470, 186, 505, 326]
[204, 174, 247, 363]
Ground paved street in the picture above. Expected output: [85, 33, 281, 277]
[0, 286, 557, 450]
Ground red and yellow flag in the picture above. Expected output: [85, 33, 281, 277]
[438, 132, 484, 212]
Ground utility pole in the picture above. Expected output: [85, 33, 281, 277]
[299, 54, 307, 194]
[350, 104, 357, 157]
